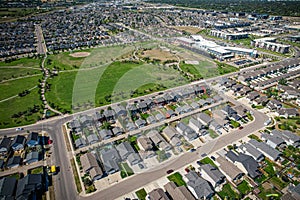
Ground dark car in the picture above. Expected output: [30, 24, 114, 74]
[167, 169, 174, 174]
[211, 156, 216, 161]
[239, 126, 244, 130]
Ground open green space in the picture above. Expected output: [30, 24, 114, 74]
[0, 68, 42, 82]
[237, 180, 251, 196]
[218, 183, 239, 199]
[208, 129, 219, 139]
[0, 88, 43, 129]
[30, 166, 44, 174]
[70, 158, 83, 193]
[167, 172, 186, 186]
[0, 75, 41, 101]
[180, 62, 203, 79]
[199, 157, 217, 167]
[0, 57, 41, 68]
[46, 61, 187, 113]
[135, 188, 147, 200]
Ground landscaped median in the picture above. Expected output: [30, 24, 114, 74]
[70, 158, 83, 193]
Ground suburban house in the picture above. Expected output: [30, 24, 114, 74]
[7, 156, 21, 169]
[156, 113, 166, 122]
[16, 174, 43, 200]
[126, 122, 137, 131]
[137, 102, 148, 113]
[162, 126, 182, 146]
[103, 110, 116, 121]
[127, 153, 142, 165]
[135, 119, 146, 128]
[233, 105, 248, 119]
[281, 183, 300, 200]
[278, 108, 299, 118]
[116, 142, 135, 160]
[146, 116, 157, 124]
[253, 96, 269, 106]
[198, 99, 209, 107]
[248, 139, 282, 161]
[87, 134, 99, 145]
[196, 113, 212, 126]
[189, 118, 205, 133]
[127, 104, 138, 116]
[165, 110, 176, 118]
[176, 122, 198, 141]
[213, 110, 229, 128]
[79, 115, 93, 126]
[113, 105, 127, 117]
[99, 129, 113, 140]
[190, 102, 200, 110]
[216, 156, 244, 183]
[271, 130, 300, 147]
[26, 132, 39, 147]
[147, 130, 171, 151]
[94, 112, 105, 122]
[261, 133, 287, 149]
[209, 120, 223, 134]
[137, 137, 156, 159]
[185, 171, 215, 199]
[148, 188, 170, 200]
[0, 137, 11, 156]
[112, 127, 124, 136]
[24, 151, 39, 165]
[199, 164, 226, 188]
[80, 153, 104, 180]
[238, 143, 265, 162]
[247, 91, 260, 101]
[11, 135, 26, 151]
[164, 181, 196, 200]
[75, 138, 86, 149]
[0, 177, 17, 199]
[266, 99, 282, 110]
[225, 151, 261, 179]
[100, 148, 121, 174]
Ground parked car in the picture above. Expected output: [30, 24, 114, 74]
[239, 126, 244, 130]
[211, 156, 216, 161]
[16, 127, 24, 131]
[166, 169, 174, 174]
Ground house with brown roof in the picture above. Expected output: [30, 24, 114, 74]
[164, 182, 196, 200]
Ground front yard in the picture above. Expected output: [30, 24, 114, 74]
[167, 172, 186, 186]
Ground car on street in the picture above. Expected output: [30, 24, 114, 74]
[16, 128, 24, 131]
[166, 169, 174, 174]
[239, 126, 244, 130]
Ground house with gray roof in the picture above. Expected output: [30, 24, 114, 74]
[166, 110, 176, 118]
[278, 108, 299, 118]
[164, 182, 196, 200]
[185, 171, 215, 199]
[127, 153, 142, 165]
[0, 177, 17, 199]
[147, 130, 171, 151]
[87, 134, 99, 145]
[99, 129, 113, 140]
[75, 138, 86, 149]
[199, 164, 226, 188]
[103, 110, 116, 121]
[113, 105, 127, 117]
[116, 142, 135, 160]
[135, 119, 146, 128]
[175, 106, 185, 115]
[225, 151, 261, 179]
[176, 122, 198, 141]
[126, 122, 137, 131]
[156, 113, 166, 122]
[0, 137, 11, 156]
[216, 156, 244, 183]
[198, 99, 209, 107]
[137, 102, 148, 112]
[189, 118, 205, 133]
[112, 127, 124, 136]
[248, 139, 281, 161]
[80, 153, 104, 181]
[261, 133, 286, 149]
[190, 102, 200, 110]
[127, 104, 138, 116]
[239, 143, 265, 162]
[7, 156, 21, 169]
[146, 115, 157, 124]
[182, 105, 192, 113]
[196, 113, 212, 126]
[100, 148, 121, 174]
[27, 132, 39, 147]
[162, 126, 182, 146]
[24, 151, 39, 164]
[209, 120, 222, 134]
[137, 137, 154, 151]
[11, 135, 26, 151]
[271, 130, 300, 147]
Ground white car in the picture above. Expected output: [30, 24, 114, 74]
[16, 128, 24, 131]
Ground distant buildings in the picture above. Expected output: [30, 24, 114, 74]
[251, 37, 290, 54]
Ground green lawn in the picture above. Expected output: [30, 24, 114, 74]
[46, 61, 186, 113]
[0, 57, 41, 68]
[218, 183, 239, 199]
[135, 188, 147, 200]
[167, 172, 186, 186]
[119, 162, 134, 178]
[237, 180, 251, 196]
[264, 159, 275, 176]
[258, 185, 281, 200]
[0, 88, 43, 128]
[30, 166, 44, 174]
[230, 120, 241, 128]
[248, 134, 262, 142]
[0, 68, 41, 81]
[199, 157, 217, 167]
[180, 62, 203, 79]
[209, 129, 219, 139]
[269, 176, 288, 190]
[0, 75, 42, 101]
[255, 174, 268, 184]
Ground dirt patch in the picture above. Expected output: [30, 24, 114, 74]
[140, 48, 178, 62]
[171, 26, 203, 34]
[69, 52, 90, 58]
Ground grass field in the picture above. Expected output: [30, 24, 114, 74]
[0, 57, 41, 68]
[167, 172, 186, 186]
[0, 68, 42, 82]
[171, 26, 202, 34]
[0, 75, 41, 101]
[46, 61, 187, 113]
[140, 48, 177, 62]
[0, 87, 43, 128]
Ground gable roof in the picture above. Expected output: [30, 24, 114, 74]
[116, 142, 135, 160]
[16, 174, 42, 199]
[200, 164, 225, 183]
[27, 132, 39, 142]
[185, 171, 214, 199]
[0, 137, 11, 150]
[248, 139, 281, 160]
[164, 182, 196, 200]
[216, 156, 244, 181]
[80, 152, 99, 173]
[0, 177, 17, 198]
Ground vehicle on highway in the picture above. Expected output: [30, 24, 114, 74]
[166, 169, 174, 174]
[16, 128, 24, 131]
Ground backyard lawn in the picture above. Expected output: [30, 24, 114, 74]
[237, 180, 252, 196]
[218, 183, 239, 199]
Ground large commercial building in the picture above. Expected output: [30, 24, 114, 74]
[210, 30, 248, 40]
